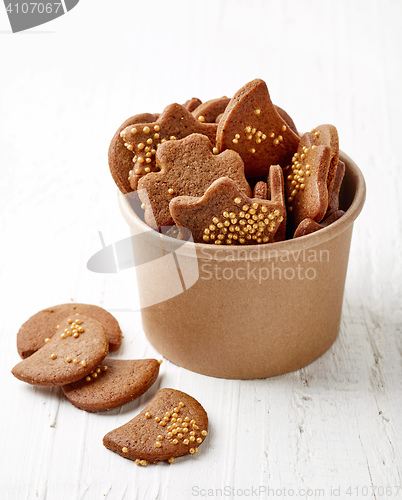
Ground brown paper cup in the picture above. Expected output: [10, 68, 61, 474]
[118, 151, 365, 379]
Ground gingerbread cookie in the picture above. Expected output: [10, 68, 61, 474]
[109, 113, 158, 194]
[274, 105, 298, 135]
[327, 160, 345, 215]
[17, 303, 122, 359]
[253, 181, 267, 199]
[122, 103, 218, 191]
[311, 125, 339, 200]
[216, 79, 300, 177]
[103, 388, 208, 465]
[183, 97, 202, 112]
[62, 359, 160, 412]
[12, 315, 109, 386]
[192, 97, 230, 123]
[293, 210, 345, 239]
[284, 132, 331, 227]
[170, 176, 285, 245]
[138, 133, 251, 228]
[267, 165, 287, 242]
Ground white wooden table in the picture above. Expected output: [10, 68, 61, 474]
[1, 1, 401, 499]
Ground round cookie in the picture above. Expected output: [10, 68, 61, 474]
[103, 388, 208, 465]
[17, 303, 122, 359]
[62, 359, 161, 412]
[12, 315, 109, 386]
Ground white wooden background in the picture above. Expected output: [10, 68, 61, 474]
[1, 1, 401, 499]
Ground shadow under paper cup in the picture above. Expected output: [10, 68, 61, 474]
[118, 151, 365, 379]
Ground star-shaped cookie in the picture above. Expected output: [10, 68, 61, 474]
[283, 132, 331, 227]
[137, 133, 251, 228]
[216, 79, 300, 177]
[169, 176, 286, 245]
[122, 103, 218, 190]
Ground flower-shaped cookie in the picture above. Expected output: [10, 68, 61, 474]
[216, 79, 300, 177]
[137, 133, 251, 228]
[121, 103, 218, 190]
[170, 176, 286, 245]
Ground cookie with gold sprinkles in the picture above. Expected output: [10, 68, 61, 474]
[169, 176, 285, 245]
[274, 105, 299, 135]
[216, 79, 300, 177]
[122, 103, 218, 191]
[267, 164, 287, 242]
[283, 132, 331, 228]
[17, 303, 122, 359]
[103, 388, 208, 465]
[109, 113, 158, 194]
[293, 210, 345, 239]
[12, 315, 109, 386]
[138, 133, 251, 228]
[192, 97, 230, 123]
[62, 359, 161, 412]
[311, 124, 339, 202]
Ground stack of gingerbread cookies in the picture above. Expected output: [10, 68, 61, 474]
[12, 303, 208, 466]
[109, 78, 345, 242]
